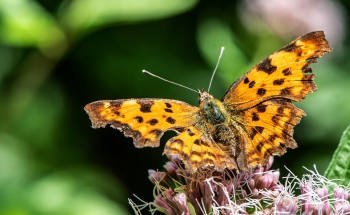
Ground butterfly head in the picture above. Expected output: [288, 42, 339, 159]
[198, 89, 213, 103]
[199, 89, 228, 124]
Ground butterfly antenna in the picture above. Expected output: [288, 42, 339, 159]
[142, 70, 199, 93]
[208, 47, 225, 92]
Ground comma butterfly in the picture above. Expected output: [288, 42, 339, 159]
[84, 31, 332, 173]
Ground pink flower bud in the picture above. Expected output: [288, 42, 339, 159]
[275, 196, 298, 215]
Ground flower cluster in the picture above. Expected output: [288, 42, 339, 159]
[129, 156, 350, 215]
[298, 169, 350, 214]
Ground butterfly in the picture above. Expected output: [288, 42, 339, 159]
[84, 31, 332, 173]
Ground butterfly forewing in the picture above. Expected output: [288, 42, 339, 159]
[222, 31, 332, 109]
[84, 99, 199, 147]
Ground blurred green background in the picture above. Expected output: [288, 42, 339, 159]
[0, 0, 349, 214]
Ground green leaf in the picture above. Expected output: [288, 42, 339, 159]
[0, 0, 65, 48]
[59, 0, 198, 35]
[324, 124, 350, 185]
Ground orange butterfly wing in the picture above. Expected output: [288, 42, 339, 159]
[222, 31, 332, 169]
[85, 31, 332, 173]
[223, 31, 331, 108]
[85, 99, 198, 147]
[84, 99, 237, 172]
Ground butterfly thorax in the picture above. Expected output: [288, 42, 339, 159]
[199, 91, 229, 125]
[198, 90, 241, 160]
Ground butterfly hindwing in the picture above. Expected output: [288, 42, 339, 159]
[238, 99, 305, 168]
[164, 125, 237, 172]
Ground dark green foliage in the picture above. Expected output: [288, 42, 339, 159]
[325, 124, 350, 186]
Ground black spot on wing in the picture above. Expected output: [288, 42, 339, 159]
[273, 79, 285, 85]
[147, 119, 158, 125]
[257, 88, 266, 96]
[257, 58, 277, 74]
[165, 103, 172, 108]
[250, 126, 265, 140]
[138, 100, 154, 113]
[164, 108, 173, 113]
[244, 77, 249, 84]
[256, 142, 264, 152]
[280, 87, 291, 96]
[250, 129, 258, 140]
[272, 115, 278, 125]
[166, 117, 176, 124]
[187, 129, 195, 136]
[252, 112, 259, 121]
[269, 134, 277, 143]
[255, 126, 264, 133]
[200, 141, 210, 147]
[135, 116, 143, 123]
[110, 100, 123, 108]
[282, 68, 292, 76]
[249, 81, 256, 88]
[257, 105, 267, 113]
[280, 42, 297, 52]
